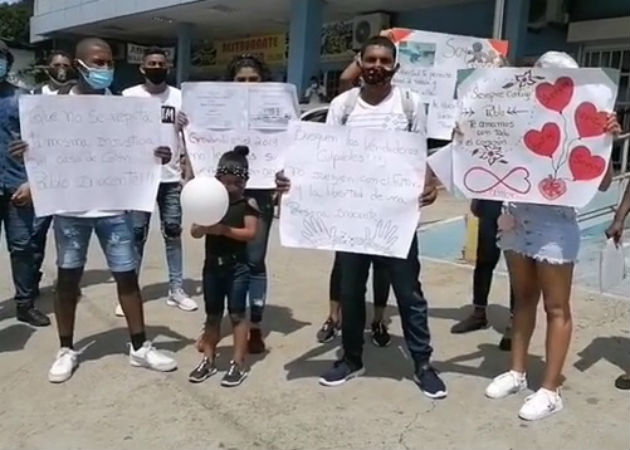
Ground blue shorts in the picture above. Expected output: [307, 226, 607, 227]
[53, 214, 137, 272]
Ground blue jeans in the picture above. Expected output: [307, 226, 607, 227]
[339, 235, 432, 368]
[246, 190, 274, 324]
[0, 189, 36, 306]
[131, 182, 183, 291]
[203, 260, 250, 318]
[54, 214, 137, 272]
[32, 215, 53, 285]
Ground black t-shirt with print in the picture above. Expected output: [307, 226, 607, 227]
[205, 197, 259, 260]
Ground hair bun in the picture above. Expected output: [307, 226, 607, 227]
[233, 145, 249, 157]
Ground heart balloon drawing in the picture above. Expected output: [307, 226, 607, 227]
[539, 175, 568, 201]
[524, 123, 561, 158]
[535, 77, 574, 113]
[569, 146, 606, 181]
[575, 102, 608, 138]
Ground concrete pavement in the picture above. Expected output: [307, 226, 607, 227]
[0, 195, 627, 450]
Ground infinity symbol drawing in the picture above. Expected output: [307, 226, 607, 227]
[463, 166, 532, 195]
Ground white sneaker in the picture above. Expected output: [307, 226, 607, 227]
[115, 303, 124, 317]
[485, 370, 528, 399]
[48, 348, 79, 383]
[518, 388, 564, 421]
[129, 341, 177, 372]
[166, 289, 198, 312]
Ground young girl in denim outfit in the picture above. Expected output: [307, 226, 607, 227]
[188, 146, 260, 387]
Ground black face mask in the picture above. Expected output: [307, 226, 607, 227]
[48, 67, 73, 84]
[360, 65, 397, 86]
[144, 68, 168, 85]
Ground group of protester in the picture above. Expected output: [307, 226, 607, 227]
[0, 30, 628, 421]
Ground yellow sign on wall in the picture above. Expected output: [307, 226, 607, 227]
[215, 34, 287, 66]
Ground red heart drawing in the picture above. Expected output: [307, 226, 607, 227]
[524, 122, 560, 158]
[575, 102, 607, 138]
[535, 77, 574, 113]
[539, 176, 567, 201]
[569, 146, 606, 181]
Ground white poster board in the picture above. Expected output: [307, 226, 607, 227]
[182, 82, 299, 188]
[19, 95, 162, 217]
[453, 68, 618, 208]
[280, 121, 426, 258]
[390, 28, 509, 140]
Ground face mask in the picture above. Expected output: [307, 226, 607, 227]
[48, 67, 72, 84]
[78, 60, 114, 90]
[0, 58, 8, 80]
[144, 68, 168, 85]
[361, 65, 396, 86]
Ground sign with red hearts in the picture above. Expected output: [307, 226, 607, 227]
[451, 67, 619, 208]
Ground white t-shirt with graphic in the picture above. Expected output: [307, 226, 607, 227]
[122, 84, 182, 183]
[325, 87, 427, 134]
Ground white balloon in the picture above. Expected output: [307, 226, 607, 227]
[181, 176, 229, 226]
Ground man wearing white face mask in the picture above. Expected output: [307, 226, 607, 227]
[11, 38, 178, 383]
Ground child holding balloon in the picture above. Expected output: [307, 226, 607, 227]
[188, 145, 260, 387]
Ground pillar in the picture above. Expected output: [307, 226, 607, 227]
[287, 0, 323, 99]
[503, 0, 530, 63]
[176, 22, 193, 87]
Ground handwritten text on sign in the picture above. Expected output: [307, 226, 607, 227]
[19, 95, 162, 216]
[182, 82, 299, 188]
[280, 121, 426, 258]
[391, 28, 508, 140]
[454, 68, 618, 208]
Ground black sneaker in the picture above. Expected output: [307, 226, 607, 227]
[371, 321, 391, 347]
[17, 306, 51, 327]
[188, 357, 217, 383]
[319, 359, 365, 387]
[414, 364, 447, 399]
[615, 374, 630, 390]
[316, 318, 338, 343]
[450, 313, 488, 334]
[498, 325, 512, 351]
[221, 361, 248, 387]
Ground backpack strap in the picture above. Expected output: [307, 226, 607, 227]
[340, 87, 361, 125]
[398, 87, 415, 132]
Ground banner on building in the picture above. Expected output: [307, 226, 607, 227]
[390, 28, 509, 140]
[127, 43, 175, 64]
[451, 67, 618, 208]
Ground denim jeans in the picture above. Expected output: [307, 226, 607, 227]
[131, 182, 183, 291]
[32, 215, 53, 284]
[54, 214, 137, 272]
[330, 252, 390, 307]
[339, 235, 432, 368]
[203, 261, 250, 318]
[0, 189, 36, 306]
[474, 205, 515, 312]
[245, 190, 274, 324]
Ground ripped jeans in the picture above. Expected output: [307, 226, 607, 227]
[53, 214, 137, 272]
[131, 182, 184, 291]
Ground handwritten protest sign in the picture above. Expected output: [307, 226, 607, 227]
[390, 28, 508, 140]
[19, 95, 162, 217]
[182, 82, 298, 188]
[453, 68, 618, 208]
[280, 121, 426, 258]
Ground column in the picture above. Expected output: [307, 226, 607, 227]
[503, 0, 530, 63]
[287, 0, 324, 99]
[176, 22, 193, 87]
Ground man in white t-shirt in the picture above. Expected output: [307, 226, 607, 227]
[122, 47, 197, 313]
[31, 50, 77, 298]
[276, 36, 446, 398]
[12, 38, 178, 383]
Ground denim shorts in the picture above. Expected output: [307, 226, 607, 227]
[53, 214, 137, 272]
[203, 260, 249, 317]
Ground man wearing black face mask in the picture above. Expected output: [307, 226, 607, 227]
[122, 47, 197, 314]
[34, 50, 75, 95]
[276, 36, 446, 398]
